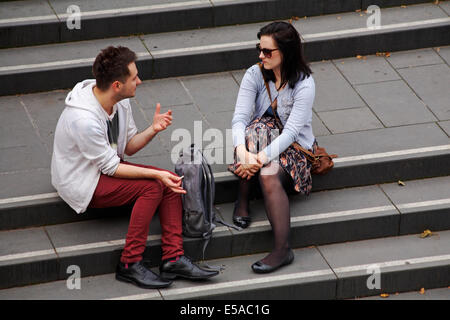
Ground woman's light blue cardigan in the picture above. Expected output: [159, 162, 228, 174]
[231, 64, 316, 162]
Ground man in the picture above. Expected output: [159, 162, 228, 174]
[51, 46, 218, 289]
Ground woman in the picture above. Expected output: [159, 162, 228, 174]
[229, 21, 316, 274]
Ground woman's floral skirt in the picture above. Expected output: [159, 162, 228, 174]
[228, 115, 316, 195]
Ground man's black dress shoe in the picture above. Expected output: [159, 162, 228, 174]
[116, 260, 172, 289]
[251, 249, 294, 274]
[160, 255, 219, 280]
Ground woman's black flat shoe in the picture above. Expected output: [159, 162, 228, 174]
[232, 201, 252, 229]
[232, 214, 252, 229]
[251, 249, 294, 274]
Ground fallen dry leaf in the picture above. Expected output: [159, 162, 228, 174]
[291, 16, 300, 21]
[355, 9, 362, 13]
[356, 55, 367, 60]
[419, 288, 425, 294]
[376, 52, 391, 57]
[420, 229, 433, 238]
[398, 180, 406, 186]
[380, 293, 389, 298]
[401, 5, 407, 8]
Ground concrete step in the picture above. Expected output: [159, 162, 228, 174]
[0, 175, 449, 289]
[1, 120, 449, 230]
[1, 2, 449, 95]
[0, 0, 435, 49]
[1, 229, 449, 299]
[356, 286, 450, 300]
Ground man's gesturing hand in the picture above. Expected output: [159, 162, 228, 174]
[158, 171, 186, 194]
[152, 103, 172, 133]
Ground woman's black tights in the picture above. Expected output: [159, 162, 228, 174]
[235, 163, 293, 267]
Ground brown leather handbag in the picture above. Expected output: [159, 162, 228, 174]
[292, 143, 337, 175]
[258, 63, 337, 175]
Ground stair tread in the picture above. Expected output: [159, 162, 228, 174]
[1, 175, 449, 266]
[0, 59, 449, 200]
[1, 2, 448, 74]
[0, 118, 448, 202]
[1, 229, 449, 299]
[357, 286, 450, 300]
[2, 0, 441, 51]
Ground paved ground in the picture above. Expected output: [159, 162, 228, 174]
[0, 45, 449, 200]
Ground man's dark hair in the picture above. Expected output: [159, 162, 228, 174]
[257, 21, 312, 90]
[92, 46, 137, 91]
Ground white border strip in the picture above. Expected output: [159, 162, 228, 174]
[0, 14, 57, 24]
[302, 17, 450, 39]
[397, 198, 450, 210]
[249, 205, 395, 229]
[333, 145, 450, 163]
[109, 269, 334, 300]
[110, 253, 450, 299]
[151, 40, 257, 56]
[334, 254, 450, 273]
[0, 226, 226, 262]
[0, 234, 156, 262]
[0, 144, 449, 206]
[0, 249, 55, 262]
[0, 52, 150, 73]
[1, 17, 449, 73]
[109, 291, 162, 300]
[0, 0, 211, 25]
[213, 171, 233, 178]
[56, 227, 231, 255]
[57, 0, 210, 19]
[2, 198, 449, 263]
[0, 192, 58, 205]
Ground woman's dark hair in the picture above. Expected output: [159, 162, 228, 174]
[257, 21, 312, 90]
[92, 46, 137, 91]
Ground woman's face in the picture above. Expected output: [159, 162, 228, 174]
[259, 35, 282, 71]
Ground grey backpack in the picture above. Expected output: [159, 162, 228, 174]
[175, 144, 238, 257]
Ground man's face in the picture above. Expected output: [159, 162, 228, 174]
[115, 62, 142, 99]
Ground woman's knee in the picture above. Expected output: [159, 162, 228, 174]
[258, 170, 281, 192]
[259, 164, 289, 192]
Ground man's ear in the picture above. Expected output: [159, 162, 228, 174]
[111, 80, 122, 92]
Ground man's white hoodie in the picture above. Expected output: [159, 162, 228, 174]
[51, 79, 138, 213]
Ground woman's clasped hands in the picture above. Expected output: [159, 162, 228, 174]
[234, 145, 269, 180]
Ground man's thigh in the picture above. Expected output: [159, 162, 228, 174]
[88, 173, 160, 209]
[89, 161, 177, 208]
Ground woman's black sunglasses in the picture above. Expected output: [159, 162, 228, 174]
[256, 43, 279, 58]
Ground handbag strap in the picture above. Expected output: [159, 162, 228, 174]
[257, 63, 338, 162]
[258, 63, 274, 105]
[257, 63, 318, 160]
